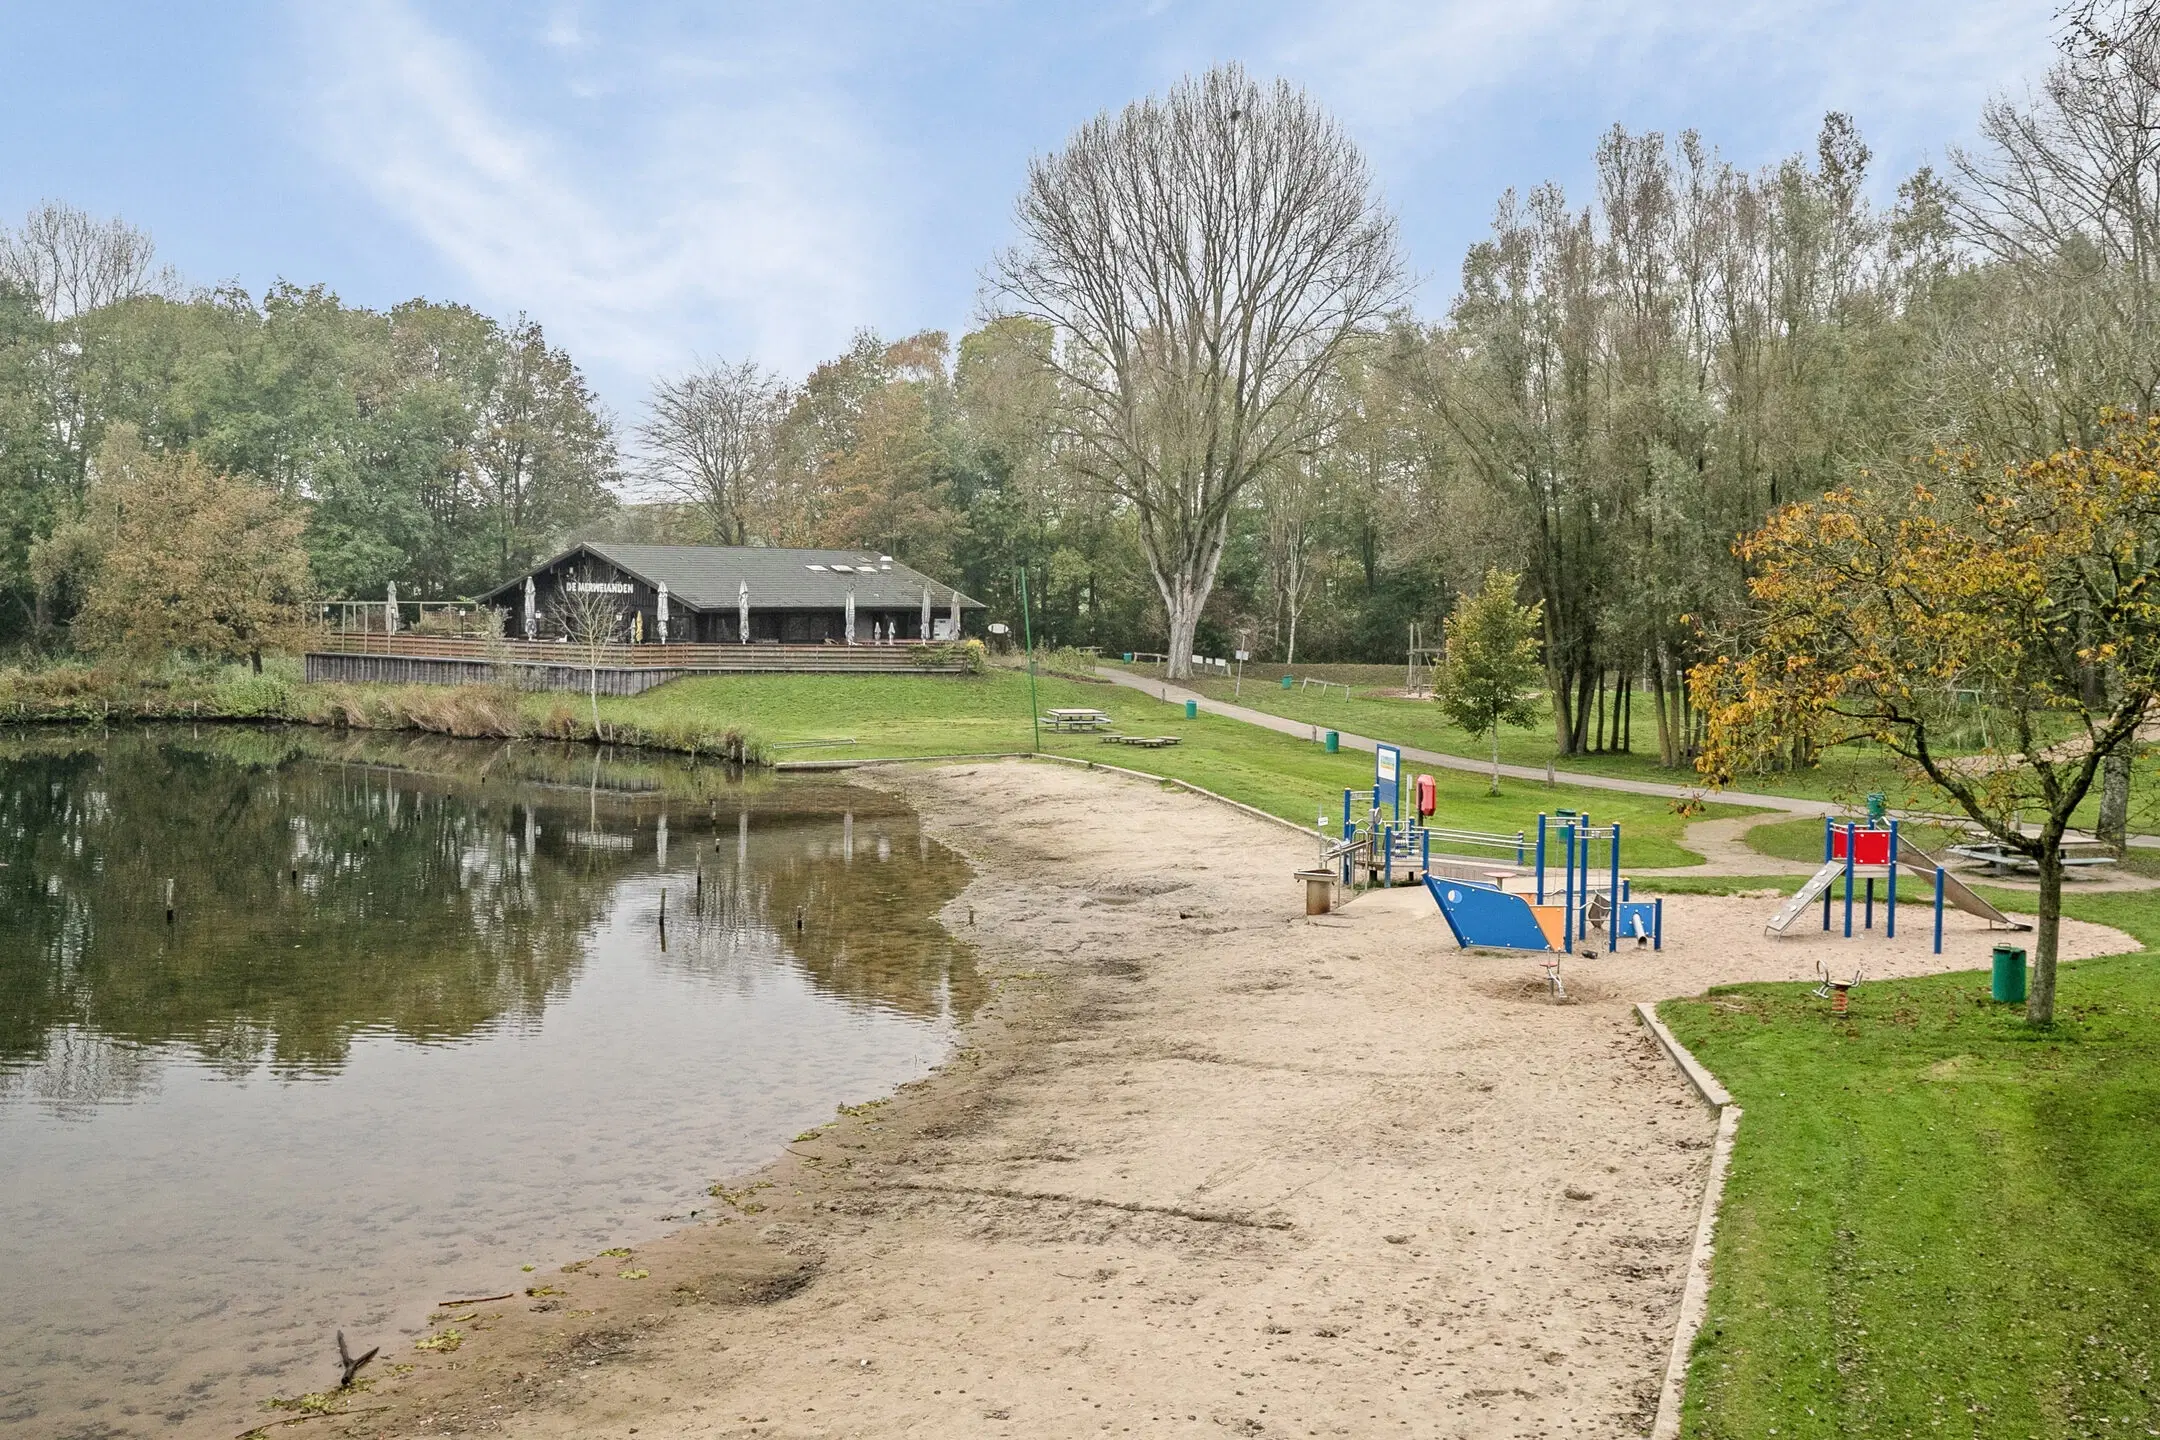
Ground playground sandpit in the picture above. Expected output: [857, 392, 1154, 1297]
[1420, 886, 2132, 1002]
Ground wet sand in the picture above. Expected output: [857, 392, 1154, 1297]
[298, 759, 2134, 1440]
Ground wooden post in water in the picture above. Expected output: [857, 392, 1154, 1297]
[164, 877, 175, 925]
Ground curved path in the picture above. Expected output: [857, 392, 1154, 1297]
[1097, 666, 2160, 858]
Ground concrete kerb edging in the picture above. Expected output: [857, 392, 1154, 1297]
[1634, 1000, 1742, 1440]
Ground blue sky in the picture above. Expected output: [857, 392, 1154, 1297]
[1, 1, 2057, 421]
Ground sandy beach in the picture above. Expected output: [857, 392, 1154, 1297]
[314, 759, 2133, 1440]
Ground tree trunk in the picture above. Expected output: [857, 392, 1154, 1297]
[1650, 642, 1679, 769]
[589, 666, 601, 738]
[1152, 523, 1228, 681]
[2026, 843, 2063, 1027]
[250, 649, 263, 675]
[2098, 748, 2132, 855]
[1490, 729, 1502, 796]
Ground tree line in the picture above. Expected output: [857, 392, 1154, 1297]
[1, 6, 2154, 790]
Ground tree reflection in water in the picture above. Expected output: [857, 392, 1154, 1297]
[0, 726, 981, 1110]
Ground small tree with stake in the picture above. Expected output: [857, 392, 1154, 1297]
[1691, 413, 2160, 1027]
[1437, 569, 1545, 796]
[550, 568, 625, 738]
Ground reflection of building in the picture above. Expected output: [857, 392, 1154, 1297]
[484, 542, 985, 646]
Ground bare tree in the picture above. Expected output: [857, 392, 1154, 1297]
[991, 64, 1404, 679]
[1947, 0, 2160, 436]
[0, 201, 174, 322]
[550, 568, 625, 736]
[1258, 451, 1327, 664]
[638, 357, 787, 545]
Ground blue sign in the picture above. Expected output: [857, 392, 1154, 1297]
[1375, 743, 1401, 821]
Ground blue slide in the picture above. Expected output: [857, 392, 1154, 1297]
[1423, 875, 1557, 952]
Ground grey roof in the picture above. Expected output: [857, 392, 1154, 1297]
[485, 543, 984, 613]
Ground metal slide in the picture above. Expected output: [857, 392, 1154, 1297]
[1764, 861, 1846, 936]
[1895, 843, 2031, 930]
[1764, 850, 2032, 937]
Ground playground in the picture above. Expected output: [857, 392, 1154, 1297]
[1304, 745, 2127, 1006]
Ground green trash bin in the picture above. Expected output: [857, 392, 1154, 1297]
[1123, 651, 1133, 662]
[1184, 699, 1197, 719]
[1992, 945, 2028, 1004]
[1324, 730, 1340, 753]
[1281, 675, 1294, 689]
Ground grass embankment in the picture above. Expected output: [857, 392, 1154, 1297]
[1115, 661, 2160, 834]
[1660, 882, 2160, 1438]
[0, 656, 1744, 865]
[602, 668, 1750, 868]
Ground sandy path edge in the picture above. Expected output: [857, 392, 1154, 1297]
[287, 759, 2137, 1440]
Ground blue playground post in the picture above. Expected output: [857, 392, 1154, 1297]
[1342, 789, 1353, 836]
[1887, 819, 1899, 938]
[1384, 825, 1394, 887]
[1608, 823, 1622, 953]
[1653, 897, 1664, 951]
[1843, 821, 1856, 939]
[1421, 828, 1430, 876]
[1933, 865, 1945, 954]
[1563, 824, 1577, 952]
[1822, 816, 1835, 931]
[1535, 815, 1548, 904]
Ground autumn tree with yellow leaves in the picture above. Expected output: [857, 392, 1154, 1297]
[1691, 413, 2160, 1026]
[35, 430, 313, 671]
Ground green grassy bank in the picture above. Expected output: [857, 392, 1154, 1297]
[1118, 661, 2160, 834]
[0, 656, 1749, 866]
[1659, 885, 2160, 1439]
[602, 668, 1748, 867]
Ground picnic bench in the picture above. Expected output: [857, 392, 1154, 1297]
[1041, 707, 1112, 732]
[1101, 734, 1181, 749]
[1943, 840, 2119, 877]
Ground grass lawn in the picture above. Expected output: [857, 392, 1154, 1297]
[596, 668, 1756, 868]
[1115, 662, 2160, 835]
[1659, 882, 2160, 1438]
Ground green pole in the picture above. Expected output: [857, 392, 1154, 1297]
[1018, 565, 1041, 753]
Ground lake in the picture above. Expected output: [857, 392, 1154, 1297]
[0, 727, 981, 1437]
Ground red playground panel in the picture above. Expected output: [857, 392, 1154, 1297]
[1830, 827, 1892, 865]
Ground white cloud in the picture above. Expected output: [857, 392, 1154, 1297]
[1262, 0, 2052, 170]
[302, 0, 895, 398]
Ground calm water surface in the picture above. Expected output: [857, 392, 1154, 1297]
[0, 727, 981, 1437]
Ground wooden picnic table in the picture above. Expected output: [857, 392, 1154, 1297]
[1944, 841, 2118, 877]
[1101, 733, 1180, 748]
[1042, 708, 1112, 732]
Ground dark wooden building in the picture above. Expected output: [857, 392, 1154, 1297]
[482, 543, 985, 645]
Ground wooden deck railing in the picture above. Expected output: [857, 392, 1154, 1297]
[307, 631, 954, 670]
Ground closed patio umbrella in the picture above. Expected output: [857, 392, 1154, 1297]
[845, 587, 856, 645]
[386, 581, 399, 635]
[738, 580, 749, 643]
[523, 575, 536, 639]
[948, 587, 960, 641]
[657, 581, 669, 644]
[920, 583, 931, 640]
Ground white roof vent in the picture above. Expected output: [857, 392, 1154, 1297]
[805, 563, 829, 572]
[830, 563, 854, 573]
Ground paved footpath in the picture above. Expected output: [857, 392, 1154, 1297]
[1096, 666, 1836, 816]
[1096, 666, 2160, 852]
